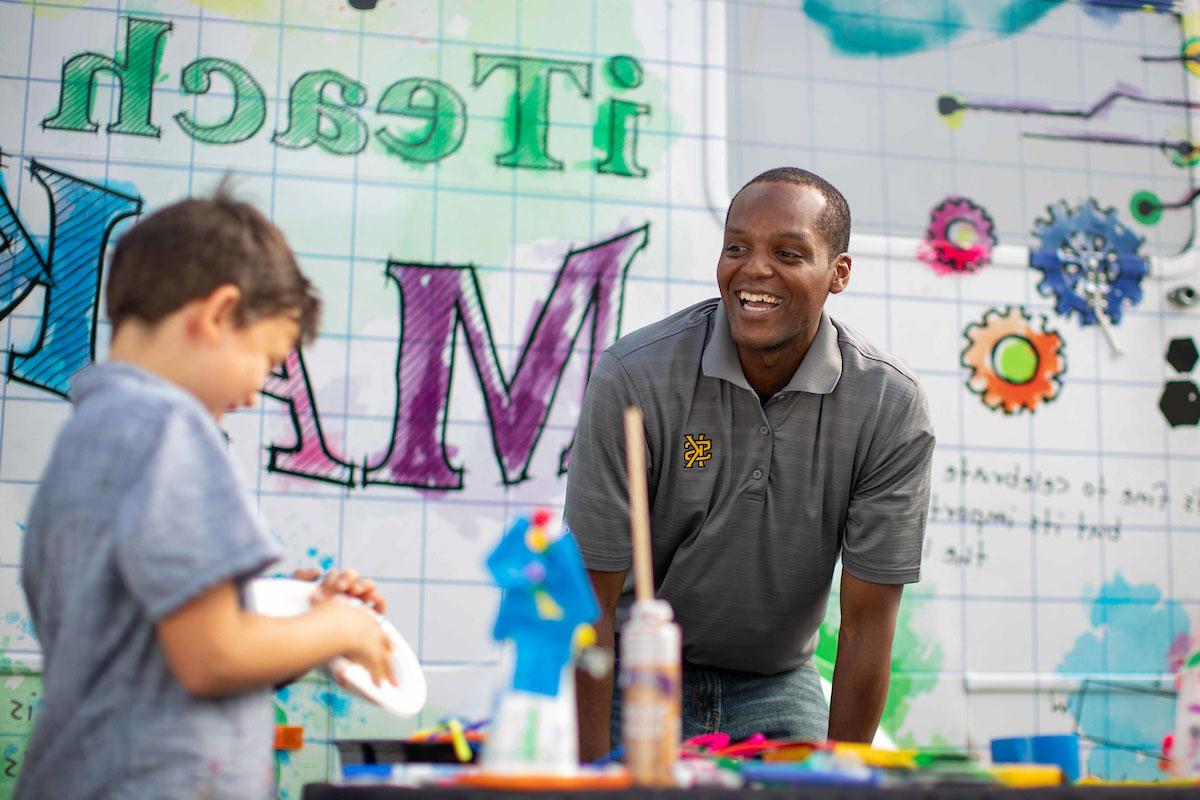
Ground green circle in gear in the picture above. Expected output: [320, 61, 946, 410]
[1130, 190, 1162, 226]
[992, 335, 1039, 385]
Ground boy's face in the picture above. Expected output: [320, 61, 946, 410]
[200, 312, 300, 419]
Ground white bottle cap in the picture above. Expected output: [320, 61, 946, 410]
[630, 598, 675, 624]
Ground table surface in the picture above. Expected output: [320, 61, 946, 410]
[303, 784, 1200, 799]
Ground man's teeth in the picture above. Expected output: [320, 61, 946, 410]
[738, 291, 781, 305]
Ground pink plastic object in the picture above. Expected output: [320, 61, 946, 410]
[719, 733, 779, 758]
[681, 732, 731, 758]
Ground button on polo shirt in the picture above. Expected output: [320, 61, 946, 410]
[566, 299, 935, 675]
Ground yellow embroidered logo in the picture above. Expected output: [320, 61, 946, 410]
[683, 433, 713, 469]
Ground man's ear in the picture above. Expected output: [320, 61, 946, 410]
[829, 254, 851, 294]
[188, 285, 242, 345]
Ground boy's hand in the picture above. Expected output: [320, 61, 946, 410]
[293, 567, 387, 613]
[323, 601, 397, 688]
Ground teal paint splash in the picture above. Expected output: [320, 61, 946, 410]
[317, 689, 351, 718]
[1057, 574, 1189, 780]
[802, 1, 1073, 57]
[5, 611, 35, 639]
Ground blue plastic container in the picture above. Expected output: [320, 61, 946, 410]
[990, 733, 1079, 782]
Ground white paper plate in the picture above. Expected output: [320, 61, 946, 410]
[247, 578, 427, 717]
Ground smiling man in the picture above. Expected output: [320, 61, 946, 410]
[566, 167, 935, 759]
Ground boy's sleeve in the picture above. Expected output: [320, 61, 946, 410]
[114, 409, 282, 621]
[840, 379, 936, 585]
[564, 350, 641, 572]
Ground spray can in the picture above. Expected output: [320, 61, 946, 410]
[620, 598, 681, 786]
[1171, 648, 1200, 779]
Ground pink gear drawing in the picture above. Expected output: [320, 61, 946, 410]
[917, 196, 997, 275]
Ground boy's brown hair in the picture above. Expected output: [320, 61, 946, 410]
[106, 182, 321, 342]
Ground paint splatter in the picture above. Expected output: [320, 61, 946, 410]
[317, 689, 351, 718]
[18, 0, 89, 18]
[184, 0, 275, 18]
[815, 593, 942, 742]
[804, 0, 1166, 57]
[4, 612, 35, 640]
[803, 0, 1052, 57]
[1057, 574, 1189, 780]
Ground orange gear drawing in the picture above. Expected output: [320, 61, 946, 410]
[961, 306, 1065, 414]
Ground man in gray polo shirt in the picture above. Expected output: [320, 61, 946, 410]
[566, 167, 935, 759]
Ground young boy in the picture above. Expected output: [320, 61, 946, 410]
[15, 188, 394, 799]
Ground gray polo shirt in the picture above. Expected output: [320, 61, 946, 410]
[565, 299, 934, 675]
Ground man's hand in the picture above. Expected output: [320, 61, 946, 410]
[827, 570, 903, 743]
[294, 567, 386, 613]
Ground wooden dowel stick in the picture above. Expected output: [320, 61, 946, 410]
[624, 406, 653, 604]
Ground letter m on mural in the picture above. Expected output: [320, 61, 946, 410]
[265, 225, 649, 490]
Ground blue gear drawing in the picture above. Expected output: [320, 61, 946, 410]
[1029, 199, 1147, 326]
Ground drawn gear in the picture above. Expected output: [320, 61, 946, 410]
[962, 306, 1065, 414]
[918, 196, 996, 274]
[1029, 199, 1147, 326]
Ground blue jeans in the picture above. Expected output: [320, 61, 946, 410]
[609, 659, 829, 751]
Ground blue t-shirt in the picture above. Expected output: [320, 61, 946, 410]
[16, 362, 282, 800]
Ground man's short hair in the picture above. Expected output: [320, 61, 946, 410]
[106, 180, 321, 342]
[730, 167, 852, 256]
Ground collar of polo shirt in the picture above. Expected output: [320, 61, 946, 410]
[700, 302, 843, 395]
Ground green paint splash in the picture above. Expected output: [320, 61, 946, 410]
[815, 592, 943, 743]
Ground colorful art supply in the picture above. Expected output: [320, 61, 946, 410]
[335, 736, 479, 767]
[621, 598, 682, 786]
[1171, 648, 1200, 779]
[833, 742, 918, 769]
[741, 752, 879, 787]
[988, 763, 1065, 787]
[482, 509, 599, 775]
[990, 733, 1080, 782]
[621, 407, 682, 787]
[408, 718, 484, 763]
[761, 741, 828, 763]
[274, 725, 304, 751]
[681, 732, 732, 758]
[453, 766, 632, 790]
[486, 509, 598, 697]
[716, 733, 777, 759]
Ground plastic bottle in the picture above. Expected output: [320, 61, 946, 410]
[1171, 647, 1200, 779]
[620, 598, 681, 786]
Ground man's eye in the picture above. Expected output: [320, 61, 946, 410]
[724, 244, 745, 253]
[778, 250, 801, 259]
